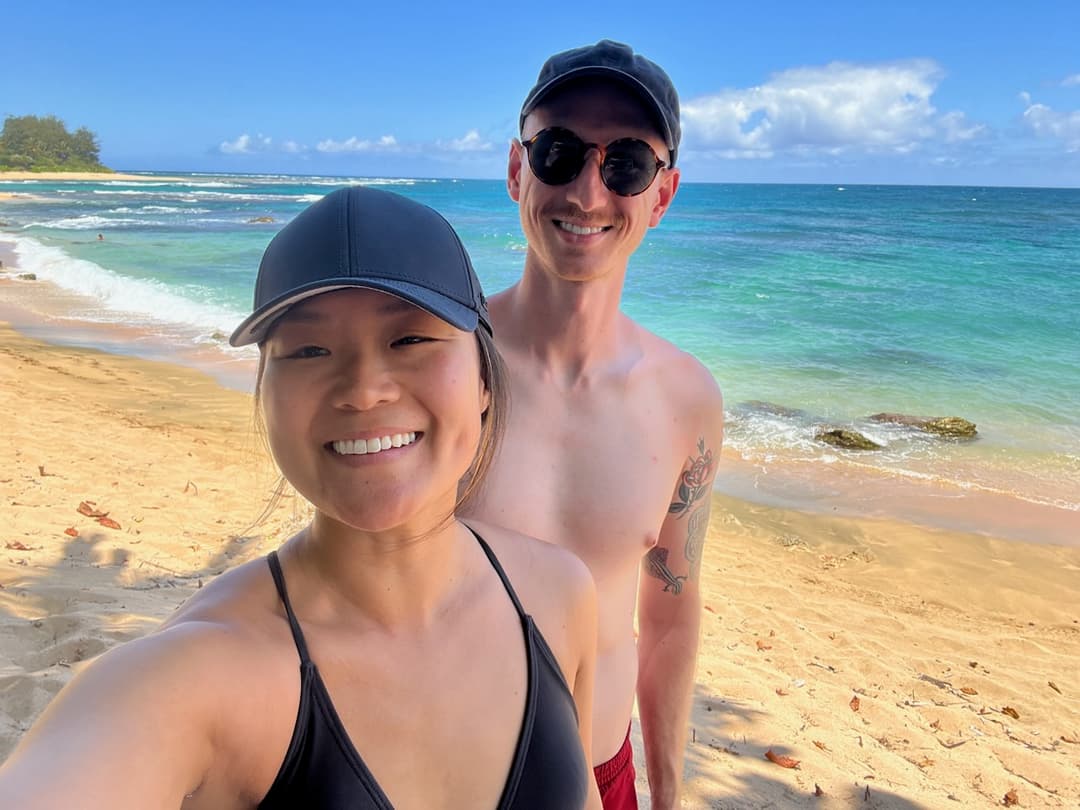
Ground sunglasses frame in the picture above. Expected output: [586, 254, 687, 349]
[520, 126, 667, 197]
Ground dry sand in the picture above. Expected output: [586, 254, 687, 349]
[1, 317, 1078, 808]
[0, 171, 189, 183]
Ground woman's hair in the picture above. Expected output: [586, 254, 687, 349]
[252, 325, 509, 524]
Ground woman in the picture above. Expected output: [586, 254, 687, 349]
[0, 187, 601, 810]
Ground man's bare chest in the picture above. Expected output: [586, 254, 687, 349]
[478, 391, 687, 567]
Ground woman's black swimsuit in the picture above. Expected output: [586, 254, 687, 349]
[258, 530, 589, 809]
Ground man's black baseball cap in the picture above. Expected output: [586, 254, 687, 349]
[519, 39, 681, 166]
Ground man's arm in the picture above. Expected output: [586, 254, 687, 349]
[637, 377, 723, 810]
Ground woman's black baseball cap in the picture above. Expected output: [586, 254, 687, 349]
[229, 186, 490, 347]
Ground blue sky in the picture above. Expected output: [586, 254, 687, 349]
[3, 1, 1079, 186]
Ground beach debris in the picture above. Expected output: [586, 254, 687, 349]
[184, 480, 199, 495]
[813, 740, 830, 752]
[5, 540, 32, 551]
[1003, 788, 1019, 806]
[37, 464, 54, 477]
[1047, 681, 1061, 694]
[764, 748, 800, 769]
[969, 660, 979, 667]
[850, 695, 861, 712]
[1061, 733, 1079, 744]
[77, 500, 108, 518]
[868, 412, 977, 439]
[813, 783, 825, 797]
[63, 527, 78, 537]
[814, 428, 882, 450]
[97, 516, 121, 530]
[776, 688, 790, 696]
[756, 639, 773, 651]
[1001, 706, 1020, 720]
[17, 273, 37, 281]
[915, 757, 935, 768]
[247, 216, 275, 224]
[961, 687, 979, 695]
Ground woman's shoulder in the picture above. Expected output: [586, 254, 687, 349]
[465, 519, 595, 612]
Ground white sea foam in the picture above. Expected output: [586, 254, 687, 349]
[23, 215, 158, 230]
[12, 236, 247, 341]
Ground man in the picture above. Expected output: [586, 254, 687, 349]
[468, 40, 724, 809]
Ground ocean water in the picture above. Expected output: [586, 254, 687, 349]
[2, 173, 1078, 536]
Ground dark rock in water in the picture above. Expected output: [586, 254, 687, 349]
[815, 428, 882, 450]
[869, 412, 977, 438]
[922, 416, 977, 438]
[247, 216, 275, 224]
[741, 400, 807, 418]
[17, 273, 37, 281]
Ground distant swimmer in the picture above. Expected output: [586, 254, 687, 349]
[97, 233, 104, 241]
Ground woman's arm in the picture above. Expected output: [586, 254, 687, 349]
[569, 566, 602, 810]
[0, 622, 224, 810]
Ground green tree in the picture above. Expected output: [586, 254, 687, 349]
[0, 115, 110, 172]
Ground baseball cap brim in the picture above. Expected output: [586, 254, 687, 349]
[228, 278, 480, 347]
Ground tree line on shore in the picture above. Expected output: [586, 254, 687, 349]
[0, 115, 111, 172]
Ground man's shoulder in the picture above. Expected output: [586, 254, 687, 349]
[629, 319, 723, 410]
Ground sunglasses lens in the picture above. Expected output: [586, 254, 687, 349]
[528, 129, 587, 186]
[602, 139, 661, 196]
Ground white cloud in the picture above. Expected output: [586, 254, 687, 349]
[682, 60, 980, 157]
[1022, 101, 1080, 151]
[436, 130, 494, 153]
[1062, 74, 1080, 87]
[281, 140, 306, 154]
[219, 133, 273, 154]
[939, 111, 986, 143]
[315, 135, 399, 153]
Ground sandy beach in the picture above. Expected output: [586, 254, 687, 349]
[0, 171, 190, 183]
[1, 268, 1078, 807]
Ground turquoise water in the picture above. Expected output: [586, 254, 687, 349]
[2, 173, 1078, 523]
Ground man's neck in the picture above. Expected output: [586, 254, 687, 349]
[493, 257, 631, 383]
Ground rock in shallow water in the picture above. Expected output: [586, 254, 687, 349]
[869, 412, 977, 438]
[815, 428, 883, 450]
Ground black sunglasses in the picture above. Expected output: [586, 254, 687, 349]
[520, 127, 667, 197]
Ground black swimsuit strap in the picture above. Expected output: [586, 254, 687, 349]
[267, 551, 314, 665]
[467, 527, 528, 621]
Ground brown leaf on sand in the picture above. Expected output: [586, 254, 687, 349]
[849, 695, 861, 712]
[77, 501, 108, 519]
[1003, 788, 1019, 806]
[5, 540, 32, 551]
[1048, 681, 1061, 694]
[764, 748, 800, 769]
[756, 640, 773, 651]
[813, 740, 830, 752]
[961, 687, 978, 695]
[1001, 706, 1020, 720]
[63, 527, 79, 537]
[97, 516, 122, 530]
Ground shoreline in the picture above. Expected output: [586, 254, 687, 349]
[0, 170, 190, 183]
[1, 234, 1077, 549]
[1, 320, 1077, 808]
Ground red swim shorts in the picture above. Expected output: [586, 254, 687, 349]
[593, 727, 637, 810]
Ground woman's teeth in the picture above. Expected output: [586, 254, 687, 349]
[332, 432, 417, 455]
